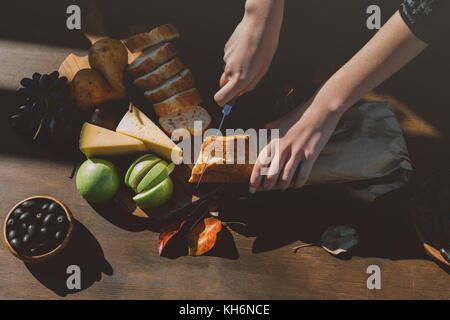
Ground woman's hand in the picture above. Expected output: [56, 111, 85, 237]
[249, 10, 429, 193]
[214, 0, 284, 106]
[249, 98, 342, 193]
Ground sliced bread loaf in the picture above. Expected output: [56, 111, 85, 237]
[144, 69, 195, 104]
[159, 105, 211, 136]
[153, 88, 203, 117]
[125, 24, 180, 53]
[127, 43, 178, 78]
[133, 57, 185, 90]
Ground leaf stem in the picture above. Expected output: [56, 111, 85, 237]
[292, 243, 319, 254]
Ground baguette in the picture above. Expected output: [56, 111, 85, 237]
[153, 88, 202, 117]
[144, 69, 195, 104]
[159, 105, 211, 136]
[189, 135, 254, 183]
[125, 24, 180, 53]
[127, 43, 178, 78]
[133, 57, 185, 90]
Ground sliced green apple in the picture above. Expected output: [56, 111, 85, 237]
[133, 176, 174, 209]
[125, 154, 159, 186]
[128, 156, 162, 191]
[137, 161, 175, 193]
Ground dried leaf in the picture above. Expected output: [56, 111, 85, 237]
[320, 225, 359, 255]
[158, 219, 186, 256]
[188, 217, 222, 256]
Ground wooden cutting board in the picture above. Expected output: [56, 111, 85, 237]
[58, 33, 219, 222]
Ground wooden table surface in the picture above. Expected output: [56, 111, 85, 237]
[0, 1, 449, 300]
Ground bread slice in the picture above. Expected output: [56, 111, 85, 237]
[128, 43, 178, 78]
[133, 57, 185, 90]
[153, 88, 202, 117]
[189, 135, 254, 183]
[144, 69, 195, 104]
[159, 105, 211, 136]
[125, 24, 180, 53]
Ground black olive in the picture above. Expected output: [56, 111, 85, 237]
[56, 216, 66, 224]
[20, 200, 36, 209]
[23, 234, 30, 244]
[10, 238, 21, 250]
[8, 230, 17, 241]
[19, 212, 31, 221]
[11, 208, 24, 219]
[27, 224, 36, 236]
[35, 212, 43, 221]
[30, 246, 47, 256]
[41, 202, 50, 212]
[48, 202, 61, 213]
[21, 223, 28, 230]
[55, 231, 64, 241]
[43, 213, 55, 226]
[40, 227, 49, 235]
[7, 219, 15, 227]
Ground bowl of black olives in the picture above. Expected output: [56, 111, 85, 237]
[3, 196, 74, 263]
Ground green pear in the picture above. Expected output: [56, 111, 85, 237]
[128, 157, 162, 191]
[137, 162, 174, 193]
[133, 177, 174, 209]
[125, 154, 159, 186]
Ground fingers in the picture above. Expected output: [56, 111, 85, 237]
[249, 144, 271, 194]
[214, 75, 243, 106]
[294, 153, 316, 188]
[279, 156, 302, 190]
[263, 145, 289, 190]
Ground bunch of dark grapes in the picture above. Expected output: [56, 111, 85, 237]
[10, 71, 78, 143]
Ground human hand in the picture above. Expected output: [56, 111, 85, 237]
[249, 98, 343, 193]
[214, 0, 284, 106]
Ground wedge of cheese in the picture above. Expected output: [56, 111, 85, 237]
[116, 105, 183, 164]
[80, 123, 147, 158]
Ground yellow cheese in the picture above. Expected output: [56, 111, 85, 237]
[116, 106, 183, 164]
[79, 122, 147, 158]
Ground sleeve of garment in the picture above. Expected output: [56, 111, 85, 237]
[400, 0, 450, 43]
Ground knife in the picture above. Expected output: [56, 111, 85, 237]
[196, 97, 237, 188]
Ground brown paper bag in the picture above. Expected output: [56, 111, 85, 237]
[305, 101, 412, 200]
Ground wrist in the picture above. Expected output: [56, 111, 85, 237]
[244, 0, 284, 21]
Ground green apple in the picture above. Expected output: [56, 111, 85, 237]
[128, 156, 162, 191]
[133, 176, 174, 209]
[124, 154, 159, 186]
[76, 158, 120, 204]
[136, 161, 175, 193]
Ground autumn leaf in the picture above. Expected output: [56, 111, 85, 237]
[320, 225, 359, 255]
[158, 219, 186, 256]
[188, 217, 222, 256]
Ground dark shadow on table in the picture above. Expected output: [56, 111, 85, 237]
[89, 200, 151, 233]
[225, 184, 430, 262]
[26, 220, 113, 297]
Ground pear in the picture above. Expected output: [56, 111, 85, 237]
[133, 177, 174, 209]
[70, 69, 124, 111]
[128, 159, 165, 191]
[137, 162, 175, 193]
[89, 38, 128, 94]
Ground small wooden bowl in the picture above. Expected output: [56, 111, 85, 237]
[3, 195, 74, 264]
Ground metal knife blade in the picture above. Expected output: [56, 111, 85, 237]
[196, 99, 236, 188]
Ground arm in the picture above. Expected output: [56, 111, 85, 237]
[250, 10, 428, 193]
[214, 0, 284, 106]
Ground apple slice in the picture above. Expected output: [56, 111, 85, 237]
[128, 156, 162, 191]
[133, 176, 174, 209]
[125, 154, 160, 186]
[137, 162, 175, 193]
